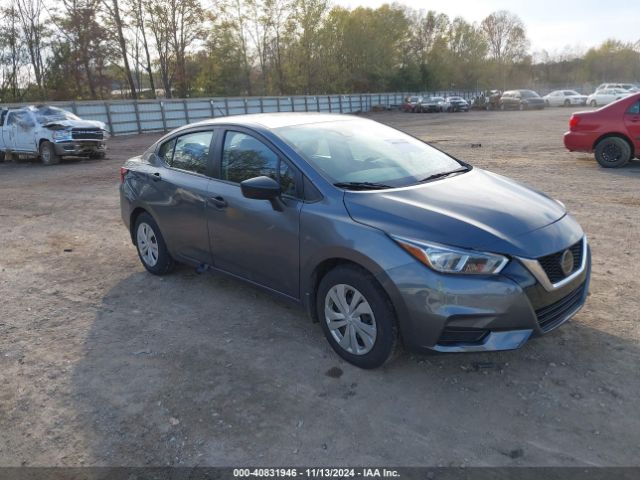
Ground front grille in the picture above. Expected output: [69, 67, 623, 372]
[72, 129, 103, 140]
[537, 240, 583, 283]
[535, 283, 585, 332]
[438, 327, 489, 345]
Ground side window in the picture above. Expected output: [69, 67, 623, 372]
[279, 161, 296, 196]
[627, 101, 640, 115]
[171, 131, 213, 175]
[6, 113, 17, 125]
[222, 131, 297, 196]
[158, 138, 176, 165]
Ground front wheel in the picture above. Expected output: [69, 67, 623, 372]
[39, 141, 60, 165]
[317, 265, 398, 369]
[134, 212, 175, 275]
[590, 100, 597, 107]
[594, 137, 631, 168]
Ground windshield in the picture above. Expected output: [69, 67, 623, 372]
[276, 120, 465, 188]
[33, 106, 80, 124]
[521, 91, 540, 98]
[565, 91, 580, 96]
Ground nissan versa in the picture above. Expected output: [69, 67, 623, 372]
[120, 114, 591, 369]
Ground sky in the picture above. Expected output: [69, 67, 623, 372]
[333, 0, 640, 55]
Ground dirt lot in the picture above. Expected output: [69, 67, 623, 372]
[1, 108, 639, 467]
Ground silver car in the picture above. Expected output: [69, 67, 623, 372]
[120, 114, 591, 369]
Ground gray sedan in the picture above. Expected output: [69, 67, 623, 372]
[120, 114, 590, 369]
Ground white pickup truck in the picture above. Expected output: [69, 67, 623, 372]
[0, 105, 109, 165]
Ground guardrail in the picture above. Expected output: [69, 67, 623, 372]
[1, 91, 480, 136]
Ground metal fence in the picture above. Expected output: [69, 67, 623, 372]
[1, 91, 479, 136]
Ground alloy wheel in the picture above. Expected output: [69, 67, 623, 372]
[324, 284, 377, 355]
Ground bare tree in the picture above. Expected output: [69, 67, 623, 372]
[16, 0, 48, 99]
[481, 10, 528, 64]
[101, 0, 138, 98]
[128, 0, 156, 97]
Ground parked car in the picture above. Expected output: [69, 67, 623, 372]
[0, 105, 109, 165]
[543, 90, 588, 107]
[418, 96, 446, 113]
[564, 92, 640, 168]
[586, 88, 632, 107]
[444, 96, 469, 112]
[400, 96, 423, 113]
[499, 90, 545, 110]
[595, 83, 639, 93]
[120, 113, 590, 369]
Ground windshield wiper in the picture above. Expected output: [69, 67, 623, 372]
[333, 181, 393, 190]
[419, 166, 470, 183]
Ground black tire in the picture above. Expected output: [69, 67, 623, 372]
[590, 100, 597, 107]
[39, 141, 60, 165]
[134, 212, 175, 275]
[316, 265, 398, 369]
[90, 151, 106, 159]
[594, 137, 632, 168]
[545, 100, 550, 107]
[0, 151, 5, 162]
[564, 99, 571, 107]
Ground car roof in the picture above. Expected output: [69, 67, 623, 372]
[185, 113, 361, 130]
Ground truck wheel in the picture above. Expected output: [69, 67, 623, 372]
[594, 137, 631, 168]
[90, 151, 106, 160]
[39, 141, 60, 165]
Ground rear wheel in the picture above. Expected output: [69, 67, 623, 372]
[39, 141, 60, 165]
[317, 265, 398, 369]
[134, 212, 175, 275]
[590, 100, 597, 107]
[594, 137, 631, 168]
[564, 99, 571, 107]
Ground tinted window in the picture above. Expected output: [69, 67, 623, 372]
[222, 131, 297, 196]
[158, 138, 177, 165]
[627, 102, 640, 115]
[172, 131, 213, 174]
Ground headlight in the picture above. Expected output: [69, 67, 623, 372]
[52, 129, 72, 141]
[392, 236, 508, 274]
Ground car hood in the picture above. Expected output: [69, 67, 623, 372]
[344, 168, 570, 257]
[43, 119, 107, 130]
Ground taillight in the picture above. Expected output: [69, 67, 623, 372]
[120, 167, 129, 184]
[569, 115, 581, 130]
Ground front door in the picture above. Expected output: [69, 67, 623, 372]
[207, 129, 302, 298]
[624, 99, 640, 152]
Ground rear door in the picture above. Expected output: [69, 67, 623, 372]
[206, 128, 302, 298]
[145, 129, 216, 265]
[624, 99, 640, 152]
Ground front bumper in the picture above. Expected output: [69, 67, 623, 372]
[54, 141, 106, 156]
[383, 238, 591, 354]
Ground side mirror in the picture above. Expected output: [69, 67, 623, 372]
[241, 176, 281, 200]
[240, 176, 284, 211]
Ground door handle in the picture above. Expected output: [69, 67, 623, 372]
[210, 196, 227, 208]
[151, 172, 161, 181]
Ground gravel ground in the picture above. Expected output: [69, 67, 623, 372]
[1, 108, 639, 467]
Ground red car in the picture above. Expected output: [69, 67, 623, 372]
[400, 96, 423, 113]
[564, 92, 640, 167]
